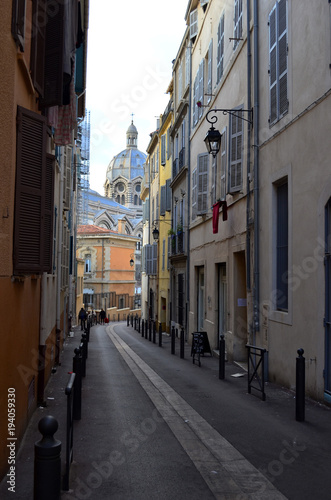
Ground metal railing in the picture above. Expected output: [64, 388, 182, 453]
[246, 344, 267, 401]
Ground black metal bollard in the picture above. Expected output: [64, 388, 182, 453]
[296, 348, 305, 422]
[142, 319, 145, 337]
[127, 315, 129, 326]
[180, 329, 185, 359]
[219, 334, 225, 380]
[153, 321, 156, 343]
[34, 416, 61, 500]
[158, 322, 162, 347]
[131, 314, 133, 327]
[80, 342, 86, 378]
[72, 348, 82, 420]
[148, 320, 152, 341]
[138, 317, 141, 333]
[81, 333, 88, 360]
[171, 326, 175, 355]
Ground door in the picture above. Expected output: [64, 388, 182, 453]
[325, 199, 331, 402]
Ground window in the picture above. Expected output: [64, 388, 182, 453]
[198, 60, 204, 120]
[11, 0, 26, 51]
[13, 106, 54, 274]
[269, 0, 288, 125]
[276, 181, 288, 311]
[217, 13, 225, 83]
[160, 185, 166, 216]
[185, 47, 190, 88]
[197, 154, 209, 214]
[145, 244, 157, 275]
[229, 108, 243, 193]
[233, 0, 243, 50]
[85, 255, 91, 273]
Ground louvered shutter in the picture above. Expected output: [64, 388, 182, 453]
[192, 169, 197, 220]
[14, 107, 47, 274]
[198, 60, 204, 120]
[190, 9, 198, 39]
[160, 185, 166, 216]
[207, 41, 213, 103]
[166, 179, 171, 211]
[278, 0, 288, 117]
[197, 155, 209, 214]
[229, 110, 243, 192]
[39, 1, 64, 107]
[217, 14, 225, 83]
[152, 243, 157, 275]
[269, 6, 277, 124]
[161, 135, 166, 165]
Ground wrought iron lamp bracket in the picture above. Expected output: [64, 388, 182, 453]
[206, 108, 253, 126]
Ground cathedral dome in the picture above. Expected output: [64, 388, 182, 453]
[104, 121, 147, 209]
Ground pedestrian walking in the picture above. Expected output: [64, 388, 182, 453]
[100, 308, 106, 325]
[79, 307, 87, 330]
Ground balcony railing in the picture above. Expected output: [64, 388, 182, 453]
[172, 158, 178, 178]
[170, 231, 185, 256]
[179, 147, 185, 169]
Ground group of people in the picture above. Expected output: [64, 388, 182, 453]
[78, 307, 107, 330]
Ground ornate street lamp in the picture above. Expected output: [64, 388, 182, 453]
[204, 107, 253, 157]
[152, 226, 159, 241]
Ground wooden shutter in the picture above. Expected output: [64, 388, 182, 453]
[166, 179, 171, 212]
[161, 135, 166, 165]
[198, 60, 204, 120]
[197, 154, 208, 214]
[11, 0, 26, 51]
[14, 106, 47, 274]
[207, 40, 213, 103]
[160, 185, 166, 216]
[217, 13, 225, 83]
[39, 0, 64, 107]
[269, 5, 277, 124]
[278, 0, 288, 117]
[234, 0, 243, 49]
[190, 9, 198, 39]
[192, 168, 197, 220]
[229, 110, 243, 193]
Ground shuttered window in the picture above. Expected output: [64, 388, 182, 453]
[198, 60, 204, 120]
[276, 181, 288, 310]
[38, 0, 64, 107]
[197, 154, 209, 214]
[190, 9, 198, 40]
[11, 0, 26, 51]
[229, 109, 243, 193]
[217, 13, 225, 83]
[165, 179, 171, 212]
[269, 0, 288, 125]
[14, 106, 54, 274]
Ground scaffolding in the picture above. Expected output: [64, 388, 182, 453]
[76, 110, 90, 225]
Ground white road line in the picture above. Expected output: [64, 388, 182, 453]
[107, 325, 287, 500]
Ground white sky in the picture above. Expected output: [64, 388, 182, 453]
[85, 0, 189, 194]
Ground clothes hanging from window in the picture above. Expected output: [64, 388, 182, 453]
[212, 200, 228, 234]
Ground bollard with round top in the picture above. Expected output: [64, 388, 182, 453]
[34, 416, 61, 500]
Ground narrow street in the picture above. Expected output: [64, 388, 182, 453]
[1, 322, 331, 499]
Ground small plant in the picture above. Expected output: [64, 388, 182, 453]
[168, 228, 176, 236]
[177, 224, 183, 233]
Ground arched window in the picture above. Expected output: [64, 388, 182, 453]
[121, 194, 125, 205]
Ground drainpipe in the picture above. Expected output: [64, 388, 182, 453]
[253, 0, 260, 342]
[186, 39, 192, 339]
[246, 0, 252, 293]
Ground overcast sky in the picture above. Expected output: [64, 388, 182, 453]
[85, 0, 188, 194]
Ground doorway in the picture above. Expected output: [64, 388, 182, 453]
[325, 199, 331, 402]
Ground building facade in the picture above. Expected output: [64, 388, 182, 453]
[0, 0, 89, 480]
